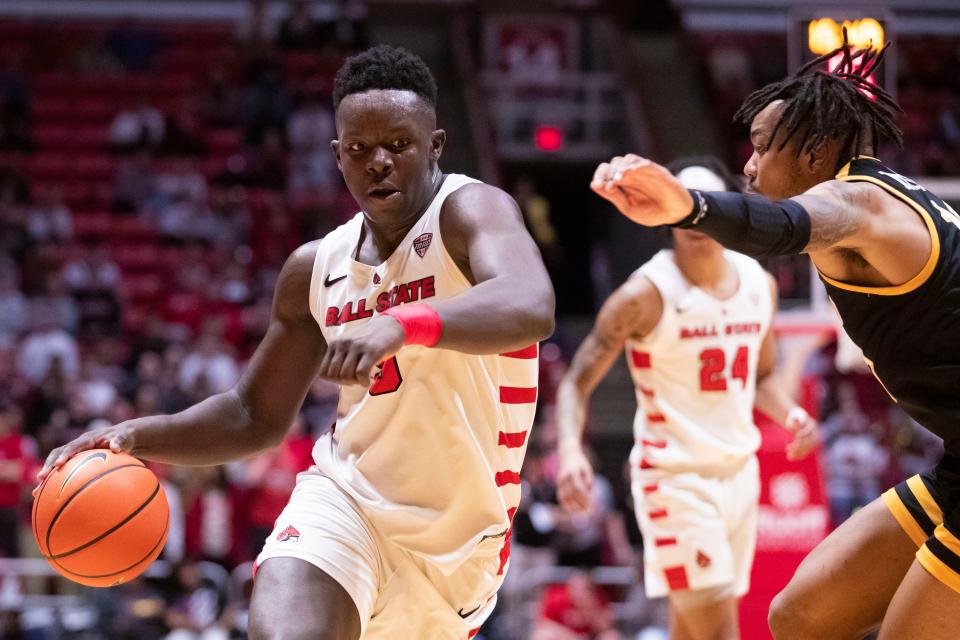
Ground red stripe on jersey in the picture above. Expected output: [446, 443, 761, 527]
[497, 530, 512, 575]
[495, 470, 521, 486]
[664, 566, 689, 590]
[507, 506, 518, 522]
[655, 537, 677, 547]
[639, 458, 655, 469]
[498, 431, 528, 448]
[646, 414, 666, 423]
[500, 344, 538, 359]
[638, 385, 655, 397]
[631, 350, 651, 368]
[499, 386, 537, 404]
[648, 508, 668, 520]
[468, 628, 481, 639]
[643, 483, 659, 494]
[642, 438, 667, 448]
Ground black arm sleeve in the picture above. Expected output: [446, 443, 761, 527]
[673, 190, 812, 258]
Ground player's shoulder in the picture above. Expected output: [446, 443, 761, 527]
[442, 179, 519, 220]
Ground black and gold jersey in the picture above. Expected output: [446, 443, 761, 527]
[821, 156, 960, 454]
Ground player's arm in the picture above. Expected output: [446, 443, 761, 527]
[555, 276, 662, 512]
[315, 183, 555, 386]
[39, 242, 327, 479]
[590, 155, 931, 273]
[752, 274, 819, 461]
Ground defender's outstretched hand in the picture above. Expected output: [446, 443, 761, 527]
[591, 154, 694, 226]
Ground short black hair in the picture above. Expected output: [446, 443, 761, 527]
[667, 155, 742, 192]
[332, 44, 438, 110]
[734, 29, 903, 171]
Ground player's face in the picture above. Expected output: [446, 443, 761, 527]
[743, 100, 821, 200]
[332, 89, 445, 223]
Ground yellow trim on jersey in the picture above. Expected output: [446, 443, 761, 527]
[882, 488, 928, 547]
[918, 544, 960, 594]
[835, 155, 881, 179]
[907, 475, 944, 524]
[934, 524, 960, 557]
[816, 174, 940, 296]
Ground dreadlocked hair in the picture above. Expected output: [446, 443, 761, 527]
[734, 28, 903, 171]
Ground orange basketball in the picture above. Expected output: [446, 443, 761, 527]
[32, 449, 169, 588]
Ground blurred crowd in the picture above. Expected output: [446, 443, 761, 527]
[0, 5, 951, 640]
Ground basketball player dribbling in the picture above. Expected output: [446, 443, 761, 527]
[38, 46, 555, 640]
[593, 35, 960, 640]
[556, 158, 818, 640]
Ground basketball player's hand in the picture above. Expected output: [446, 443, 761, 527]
[591, 154, 694, 226]
[35, 423, 136, 489]
[557, 443, 595, 513]
[317, 315, 405, 387]
[784, 407, 820, 461]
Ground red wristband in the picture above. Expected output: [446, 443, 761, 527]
[383, 304, 442, 347]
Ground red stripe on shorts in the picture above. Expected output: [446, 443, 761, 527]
[499, 344, 538, 359]
[645, 414, 666, 423]
[497, 530, 512, 576]
[664, 566, 689, 590]
[499, 386, 537, 404]
[648, 508, 668, 520]
[631, 350, 651, 368]
[638, 385, 655, 397]
[468, 628, 481, 638]
[643, 483, 659, 494]
[498, 431, 528, 448]
[642, 438, 667, 448]
[655, 537, 677, 547]
[495, 470, 521, 486]
[639, 458, 655, 469]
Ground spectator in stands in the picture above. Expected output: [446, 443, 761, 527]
[16, 316, 79, 385]
[0, 53, 32, 152]
[183, 467, 244, 567]
[277, 0, 323, 51]
[533, 570, 623, 640]
[25, 187, 72, 244]
[178, 320, 239, 397]
[0, 405, 34, 559]
[109, 96, 166, 154]
[113, 150, 158, 213]
[163, 561, 229, 640]
[287, 89, 336, 195]
[94, 576, 168, 640]
[63, 245, 121, 293]
[31, 272, 79, 334]
[0, 264, 26, 348]
[823, 382, 891, 525]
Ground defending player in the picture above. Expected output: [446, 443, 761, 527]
[556, 158, 818, 640]
[593, 35, 960, 640]
[38, 46, 555, 640]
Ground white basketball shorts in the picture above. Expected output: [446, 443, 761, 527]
[631, 455, 759, 599]
[255, 467, 506, 639]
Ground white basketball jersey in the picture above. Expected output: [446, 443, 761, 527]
[307, 174, 538, 573]
[625, 250, 772, 475]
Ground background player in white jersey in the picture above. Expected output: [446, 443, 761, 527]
[555, 158, 818, 640]
[37, 46, 555, 640]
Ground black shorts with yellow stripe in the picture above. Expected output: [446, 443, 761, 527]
[883, 454, 960, 593]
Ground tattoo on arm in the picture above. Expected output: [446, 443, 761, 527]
[802, 185, 863, 252]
